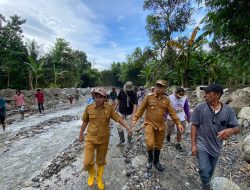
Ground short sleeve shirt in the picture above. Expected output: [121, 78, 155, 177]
[82, 102, 121, 144]
[14, 94, 25, 106]
[191, 102, 238, 157]
[117, 90, 138, 115]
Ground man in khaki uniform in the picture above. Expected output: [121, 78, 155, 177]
[132, 80, 183, 171]
[79, 87, 132, 189]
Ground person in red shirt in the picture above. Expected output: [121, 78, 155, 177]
[35, 89, 45, 114]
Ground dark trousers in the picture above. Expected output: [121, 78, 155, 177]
[197, 149, 219, 185]
[38, 103, 44, 113]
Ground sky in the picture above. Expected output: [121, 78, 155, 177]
[0, 0, 206, 70]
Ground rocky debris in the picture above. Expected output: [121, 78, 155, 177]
[121, 112, 249, 189]
[240, 134, 250, 163]
[236, 106, 250, 164]
[30, 139, 83, 187]
[195, 86, 206, 103]
[229, 87, 250, 114]
[238, 107, 250, 120]
[211, 177, 241, 190]
[131, 155, 147, 168]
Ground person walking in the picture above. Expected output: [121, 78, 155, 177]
[87, 88, 96, 105]
[14, 90, 25, 119]
[74, 90, 80, 104]
[35, 88, 45, 114]
[115, 81, 138, 145]
[132, 80, 183, 171]
[109, 87, 117, 106]
[191, 84, 240, 190]
[165, 87, 191, 152]
[137, 86, 146, 106]
[79, 87, 132, 189]
[0, 97, 6, 131]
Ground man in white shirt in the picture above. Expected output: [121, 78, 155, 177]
[165, 87, 191, 152]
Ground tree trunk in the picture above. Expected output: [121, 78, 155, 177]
[35, 76, 38, 89]
[7, 72, 10, 88]
[29, 71, 34, 90]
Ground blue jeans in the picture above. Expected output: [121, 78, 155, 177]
[197, 149, 219, 185]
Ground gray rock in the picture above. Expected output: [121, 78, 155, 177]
[31, 177, 39, 182]
[238, 107, 250, 120]
[195, 86, 206, 102]
[229, 88, 250, 114]
[211, 177, 241, 190]
[241, 133, 250, 163]
[131, 155, 147, 168]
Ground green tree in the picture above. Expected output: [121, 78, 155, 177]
[80, 68, 101, 87]
[0, 14, 28, 89]
[144, 0, 193, 73]
[200, 0, 250, 85]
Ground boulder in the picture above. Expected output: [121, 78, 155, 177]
[195, 86, 206, 102]
[238, 107, 250, 120]
[131, 155, 147, 168]
[229, 88, 250, 114]
[241, 133, 250, 163]
[211, 177, 241, 190]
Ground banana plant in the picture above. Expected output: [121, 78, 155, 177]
[52, 64, 68, 86]
[25, 56, 45, 89]
[167, 26, 208, 86]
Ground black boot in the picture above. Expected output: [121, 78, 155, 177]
[146, 150, 153, 170]
[166, 135, 170, 142]
[202, 183, 211, 190]
[117, 131, 125, 145]
[153, 149, 164, 171]
[128, 134, 132, 144]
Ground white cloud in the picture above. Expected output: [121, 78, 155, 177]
[118, 26, 126, 31]
[0, 0, 136, 70]
[117, 15, 125, 22]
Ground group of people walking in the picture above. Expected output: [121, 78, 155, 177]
[79, 81, 239, 190]
[0, 89, 46, 131]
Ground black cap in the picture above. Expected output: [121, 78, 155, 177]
[176, 87, 185, 97]
[200, 84, 224, 94]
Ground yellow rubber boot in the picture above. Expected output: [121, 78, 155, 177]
[87, 165, 96, 187]
[96, 165, 105, 190]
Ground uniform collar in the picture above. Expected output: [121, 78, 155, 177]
[154, 92, 165, 99]
[94, 102, 108, 109]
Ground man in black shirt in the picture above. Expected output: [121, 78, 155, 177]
[116, 81, 138, 145]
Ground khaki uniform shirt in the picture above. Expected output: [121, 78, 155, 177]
[134, 93, 181, 131]
[82, 102, 121, 144]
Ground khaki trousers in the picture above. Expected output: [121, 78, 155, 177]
[83, 141, 109, 171]
[144, 124, 165, 150]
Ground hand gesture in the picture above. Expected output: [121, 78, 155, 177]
[217, 128, 234, 140]
[79, 133, 85, 143]
[177, 124, 184, 133]
[192, 145, 197, 156]
[127, 128, 132, 136]
[131, 120, 137, 128]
